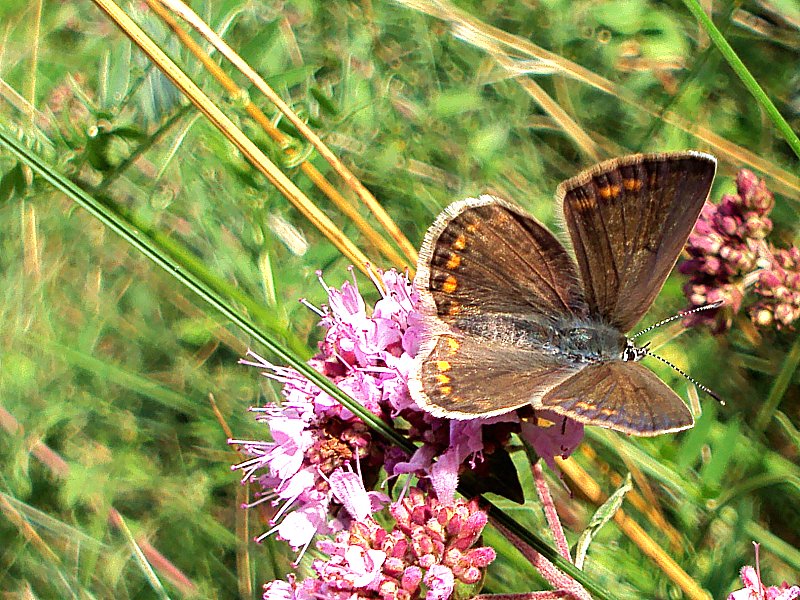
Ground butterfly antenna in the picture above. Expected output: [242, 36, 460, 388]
[644, 349, 725, 406]
[631, 300, 724, 340]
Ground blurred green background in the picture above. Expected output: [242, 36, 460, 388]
[0, 0, 798, 598]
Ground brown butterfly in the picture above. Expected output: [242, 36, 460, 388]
[408, 152, 717, 436]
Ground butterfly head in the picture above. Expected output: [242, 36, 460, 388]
[622, 338, 649, 362]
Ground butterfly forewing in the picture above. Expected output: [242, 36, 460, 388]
[416, 196, 587, 323]
[559, 152, 716, 332]
[540, 361, 694, 436]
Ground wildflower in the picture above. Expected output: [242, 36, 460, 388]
[262, 486, 496, 600]
[520, 411, 585, 474]
[238, 267, 587, 599]
[679, 168, 800, 331]
[729, 543, 800, 600]
[749, 247, 800, 329]
[680, 169, 774, 330]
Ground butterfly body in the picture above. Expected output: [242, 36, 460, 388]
[409, 152, 717, 436]
[451, 313, 626, 364]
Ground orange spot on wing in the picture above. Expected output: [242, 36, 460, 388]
[436, 360, 451, 372]
[623, 178, 642, 191]
[446, 338, 460, 353]
[441, 275, 458, 293]
[465, 223, 477, 233]
[598, 184, 620, 199]
[436, 374, 451, 384]
[446, 302, 462, 316]
[452, 235, 467, 250]
[445, 254, 461, 269]
[440, 386, 452, 395]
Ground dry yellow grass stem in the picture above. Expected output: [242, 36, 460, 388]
[92, 0, 374, 276]
[144, 0, 412, 272]
[491, 54, 601, 161]
[0, 494, 62, 566]
[397, 0, 800, 199]
[557, 456, 711, 600]
[581, 444, 684, 552]
[158, 0, 420, 264]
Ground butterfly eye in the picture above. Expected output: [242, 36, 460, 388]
[621, 340, 647, 362]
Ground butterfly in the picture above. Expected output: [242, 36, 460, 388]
[408, 152, 717, 436]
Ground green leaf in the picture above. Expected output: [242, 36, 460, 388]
[574, 473, 632, 569]
[101, 41, 132, 110]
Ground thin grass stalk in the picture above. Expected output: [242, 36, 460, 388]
[157, 0, 420, 264]
[493, 53, 602, 161]
[682, 0, 800, 160]
[754, 332, 800, 432]
[0, 128, 613, 600]
[0, 494, 62, 566]
[610, 449, 684, 552]
[112, 512, 173, 600]
[557, 457, 711, 600]
[0, 76, 48, 129]
[144, 0, 412, 271]
[26, 0, 42, 127]
[91, 0, 374, 276]
[395, 0, 800, 198]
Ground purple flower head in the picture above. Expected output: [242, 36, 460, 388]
[237, 267, 587, 596]
[263, 486, 494, 600]
[680, 169, 783, 331]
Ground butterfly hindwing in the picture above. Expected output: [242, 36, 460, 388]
[559, 152, 716, 332]
[539, 361, 694, 436]
[409, 328, 581, 420]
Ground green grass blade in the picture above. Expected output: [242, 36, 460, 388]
[682, 0, 800, 160]
[0, 125, 409, 453]
[755, 332, 800, 432]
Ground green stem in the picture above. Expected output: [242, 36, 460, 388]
[755, 333, 800, 432]
[0, 126, 410, 452]
[682, 0, 800, 160]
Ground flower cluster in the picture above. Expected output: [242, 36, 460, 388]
[680, 169, 773, 329]
[680, 169, 800, 331]
[750, 247, 800, 329]
[234, 268, 585, 599]
[264, 487, 495, 600]
[728, 543, 799, 600]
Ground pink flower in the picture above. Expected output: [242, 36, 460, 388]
[679, 168, 800, 331]
[262, 485, 495, 600]
[520, 410, 585, 473]
[424, 564, 455, 600]
[729, 543, 800, 600]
